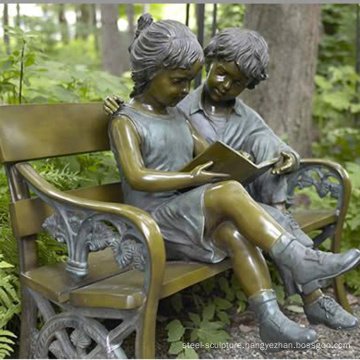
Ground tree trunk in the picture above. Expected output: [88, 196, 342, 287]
[3, 4, 10, 55]
[243, 4, 321, 157]
[58, 4, 69, 44]
[142, 4, 150, 14]
[124, 4, 135, 69]
[16, 3, 21, 27]
[76, 4, 91, 40]
[91, 4, 100, 53]
[126, 4, 135, 40]
[100, 4, 124, 76]
[195, 4, 205, 88]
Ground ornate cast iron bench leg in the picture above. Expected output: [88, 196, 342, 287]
[287, 159, 352, 312]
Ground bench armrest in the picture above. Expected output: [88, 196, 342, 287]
[15, 162, 166, 295]
[286, 159, 351, 249]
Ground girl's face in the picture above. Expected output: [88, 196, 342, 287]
[144, 59, 202, 108]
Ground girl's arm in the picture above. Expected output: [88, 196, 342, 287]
[110, 116, 228, 192]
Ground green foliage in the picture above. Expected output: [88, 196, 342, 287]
[0, 330, 17, 359]
[165, 302, 230, 359]
[312, 65, 360, 163]
[0, 256, 20, 329]
[318, 4, 359, 74]
[216, 4, 245, 31]
[0, 26, 132, 105]
[0, 26, 44, 104]
[340, 163, 360, 294]
[25, 60, 131, 104]
[312, 6, 360, 296]
[165, 272, 247, 358]
[313, 127, 360, 164]
[21, 14, 61, 52]
[313, 66, 360, 126]
[0, 256, 20, 359]
[312, 6, 360, 297]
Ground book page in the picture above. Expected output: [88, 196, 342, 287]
[181, 141, 278, 186]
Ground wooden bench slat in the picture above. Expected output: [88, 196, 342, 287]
[69, 260, 232, 309]
[293, 210, 337, 233]
[68, 210, 337, 310]
[21, 248, 124, 303]
[10, 182, 123, 238]
[0, 103, 109, 163]
[21, 209, 336, 310]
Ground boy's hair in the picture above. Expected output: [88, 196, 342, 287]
[129, 14, 204, 98]
[204, 28, 269, 90]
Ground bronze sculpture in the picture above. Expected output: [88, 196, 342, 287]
[107, 14, 360, 348]
[106, 25, 359, 332]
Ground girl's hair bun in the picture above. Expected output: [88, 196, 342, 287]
[128, 13, 153, 52]
[135, 13, 153, 39]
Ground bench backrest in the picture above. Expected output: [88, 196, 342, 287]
[0, 103, 121, 239]
[0, 103, 109, 163]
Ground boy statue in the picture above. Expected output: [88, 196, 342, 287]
[104, 28, 357, 330]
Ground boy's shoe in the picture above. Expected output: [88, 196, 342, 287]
[304, 296, 358, 330]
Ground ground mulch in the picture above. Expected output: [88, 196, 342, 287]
[154, 291, 360, 359]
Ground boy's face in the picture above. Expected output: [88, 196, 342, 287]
[205, 60, 251, 103]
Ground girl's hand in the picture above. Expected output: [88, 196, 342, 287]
[271, 152, 297, 175]
[238, 150, 254, 162]
[190, 161, 230, 185]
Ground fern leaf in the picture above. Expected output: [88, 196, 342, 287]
[0, 289, 12, 309]
[0, 337, 15, 345]
[0, 349, 11, 358]
[0, 331, 16, 338]
[0, 343, 14, 352]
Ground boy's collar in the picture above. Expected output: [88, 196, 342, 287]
[189, 83, 244, 116]
[189, 85, 204, 115]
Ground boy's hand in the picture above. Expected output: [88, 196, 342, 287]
[271, 152, 297, 175]
[104, 94, 124, 116]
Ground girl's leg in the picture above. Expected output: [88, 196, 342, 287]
[212, 221, 317, 346]
[205, 181, 283, 251]
[211, 189, 358, 331]
[212, 222, 271, 296]
[204, 181, 360, 286]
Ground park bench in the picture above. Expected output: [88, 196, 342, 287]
[0, 103, 352, 359]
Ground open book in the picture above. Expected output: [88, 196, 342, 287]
[181, 141, 279, 187]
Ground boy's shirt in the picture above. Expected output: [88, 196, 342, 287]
[177, 84, 299, 164]
[177, 84, 300, 205]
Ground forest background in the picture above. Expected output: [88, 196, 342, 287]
[0, 3, 360, 358]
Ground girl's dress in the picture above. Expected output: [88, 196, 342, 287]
[109, 105, 227, 263]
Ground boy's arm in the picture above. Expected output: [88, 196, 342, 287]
[178, 109, 210, 156]
[244, 107, 300, 174]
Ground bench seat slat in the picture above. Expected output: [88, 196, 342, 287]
[21, 248, 124, 303]
[70, 261, 232, 310]
[22, 209, 336, 309]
